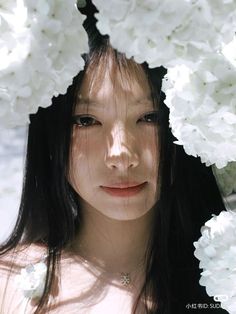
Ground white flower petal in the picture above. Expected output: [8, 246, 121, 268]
[16, 260, 47, 299]
[0, 0, 89, 128]
[163, 53, 236, 168]
[194, 210, 236, 313]
[93, 0, 236, 68]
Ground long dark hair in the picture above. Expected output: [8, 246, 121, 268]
[0, 1, 227, 313]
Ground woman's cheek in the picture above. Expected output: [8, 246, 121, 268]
[139, 127, 158, 155]
[70, 132, 103, 176]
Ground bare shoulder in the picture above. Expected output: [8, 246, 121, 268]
[0, 243, 46, 272]
[0, 243, 47, 314]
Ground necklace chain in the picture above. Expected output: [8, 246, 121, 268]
[75, 252, 144, 288]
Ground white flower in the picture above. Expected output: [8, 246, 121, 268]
[162, 53, 236, 168]
[222, 37, 236, 67]
[213, 162, 236, 196]
[0, 0, 89, 128]
[15, 261, 47, 299]
[93, 0, 236, 68]
[194, 210, 236, 313]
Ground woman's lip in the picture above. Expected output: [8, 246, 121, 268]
[102, 182, 146, 188]
[100, 182, 147, 197]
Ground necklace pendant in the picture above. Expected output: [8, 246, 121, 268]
[120, 272, 131, 286]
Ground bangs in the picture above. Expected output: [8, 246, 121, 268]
[77, 43, 158, 109]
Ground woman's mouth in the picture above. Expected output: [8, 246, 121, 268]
[100, 182, 147, 197]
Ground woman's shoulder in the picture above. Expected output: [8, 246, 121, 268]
[0, 242, 47, 269]
[0, 243, 47, 314]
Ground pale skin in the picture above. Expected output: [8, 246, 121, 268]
[68, 55, 159, 277]
[0, 53, 159, 313]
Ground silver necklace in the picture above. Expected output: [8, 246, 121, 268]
[75, 253, 144, 288]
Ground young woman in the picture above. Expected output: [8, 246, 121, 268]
[0, 2, 228, 314]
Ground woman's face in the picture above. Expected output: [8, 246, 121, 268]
[69, 57, 159, 221]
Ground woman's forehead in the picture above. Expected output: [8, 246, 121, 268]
[78, 54, 151, 105]
[77, 93, 153, 110]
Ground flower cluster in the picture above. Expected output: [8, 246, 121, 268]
[16, 260, 47, 299]
[162, 53, 236, 169]
[93, 0, 236, 68]
[194, 210, 236, 313]
[0, 0, 88, 128]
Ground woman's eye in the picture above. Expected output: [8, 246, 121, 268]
[72, 115, 100, 128]
[139, 112, 159, 124]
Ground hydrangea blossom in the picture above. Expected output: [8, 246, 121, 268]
[162, 53, 236, 168]
[0, 0, 89, 128]
[15, 260, 47, 299]
[93, 0, 236, 68]
[194, 210, 236, 313]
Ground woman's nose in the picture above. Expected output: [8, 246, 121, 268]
[104, 123, 139, 171]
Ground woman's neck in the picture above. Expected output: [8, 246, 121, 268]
[69, 204, 155, 274]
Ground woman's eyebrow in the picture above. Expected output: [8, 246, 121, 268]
[136, 95, 153, 104]
[77, 99, 104, 110]
[77, 95, 153, 108]
[77, 95, 90, 103]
